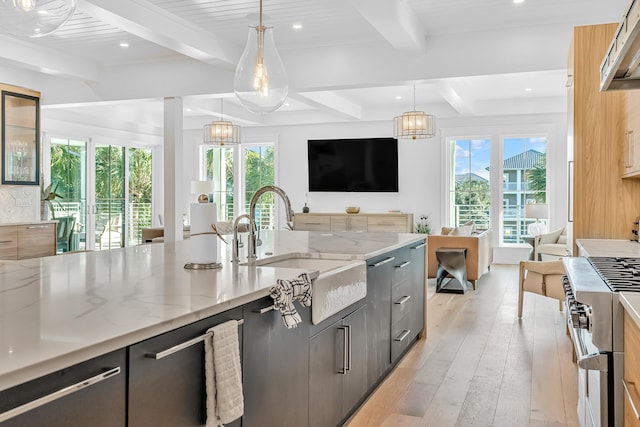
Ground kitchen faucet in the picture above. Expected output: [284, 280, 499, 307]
[249, 185, 295, 246]
[231, 214, 257, 263]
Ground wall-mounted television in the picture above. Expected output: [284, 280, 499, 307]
[307, 137, 398, 192]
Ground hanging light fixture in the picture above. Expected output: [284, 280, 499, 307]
[233, 0, 288, 114]
[394, 85, 436, 140]
[0, 0, 77, 38]
[203, 98, 241, 146]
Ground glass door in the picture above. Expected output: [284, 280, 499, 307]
[94, 144, 125, 250]
[128, 148, 153, 245]
[49, 138, 87, 251]
[2, 90, 39, 185]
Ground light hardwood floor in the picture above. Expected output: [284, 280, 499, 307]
[347, 264, 578, 427]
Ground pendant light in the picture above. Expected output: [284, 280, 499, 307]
[394, 85, 436, 140]
[0, 0, 77, 38]
[233, 0, 288, 114]
[203, 98, 241, 146]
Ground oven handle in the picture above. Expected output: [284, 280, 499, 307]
[566, 314, 608, 372]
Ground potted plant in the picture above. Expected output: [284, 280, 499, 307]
[41, 182, 63, 220]
[415, 214, 432, 234]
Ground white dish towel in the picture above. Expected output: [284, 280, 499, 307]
[204, 319, 244, 426]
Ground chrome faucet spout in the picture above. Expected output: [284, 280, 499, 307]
[232, 214, 257, 262]
[249, 185, 295, 244]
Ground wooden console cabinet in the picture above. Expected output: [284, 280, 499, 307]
[293, 213, 413, 233]
[0, 222, 56, 260]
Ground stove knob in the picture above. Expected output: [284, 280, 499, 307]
[578, 314, 590, 330]
[570, 310, 581, 328]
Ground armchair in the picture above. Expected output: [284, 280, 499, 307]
[533, 227, 569, 261]
[518, 260, 565, 318]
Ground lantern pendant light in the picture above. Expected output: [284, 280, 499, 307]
[234, 0, 288, 114]
[203, 98, 241, 146]
[394, 85, 436, 140]
[0, 0, 77, 38]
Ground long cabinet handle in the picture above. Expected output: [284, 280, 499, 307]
[369, 256, 395, 268]
[395, 261, 411, 269]
[338, 326, 348, 374]
[251, 305, 275, 314]
[26, 225, 50, 229]
[0, 240, 13, 244]
[146, 319, 244, 360]
[394, 295, 411, 305]
[411, 242, 426, 250]
[0, 367, 121, 423]
[624, 380, 640, 420]
[394, 329, 411, 342]
[345, 324, 352, 372]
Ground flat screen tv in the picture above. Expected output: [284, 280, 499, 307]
[307, 137, 398, 192]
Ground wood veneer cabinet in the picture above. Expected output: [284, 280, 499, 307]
[0, 223, 56, 259]
[623, 312, 640, 426]
[293, 213, 413, 233]
[569, 24, 640, 250]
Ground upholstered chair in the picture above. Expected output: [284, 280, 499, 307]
[518, 260, 566, 318]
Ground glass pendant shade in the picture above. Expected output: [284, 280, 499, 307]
[234, 26, 288, 114]
[0, 0, 77, 37]
[393, 111, 436, 140]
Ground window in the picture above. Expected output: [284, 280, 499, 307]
[502, 137, 547, 244]
[128, 148, 153, 245]
[202, 143, 275, 228]
[449, 138, 491, 229]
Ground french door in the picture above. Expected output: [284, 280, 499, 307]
[47, 137, 152, 251]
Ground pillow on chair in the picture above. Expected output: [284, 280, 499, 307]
[539, 227, 564, 244]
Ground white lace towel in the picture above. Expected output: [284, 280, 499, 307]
[204, 320, 244, 426]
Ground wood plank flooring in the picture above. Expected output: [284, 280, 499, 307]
[346, 264, 578, 427]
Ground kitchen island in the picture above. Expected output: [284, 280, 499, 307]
[0, 229, 426, 426]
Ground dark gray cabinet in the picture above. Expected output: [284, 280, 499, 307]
[0, 349, 126, 427]
[128, 307, 243, 427]
[309, 304, 367, 427]
[391, 246, 415, 361]
[242, 297, 310, 427]
[365, 252, 394, 388]
[409, 239, 426, 338]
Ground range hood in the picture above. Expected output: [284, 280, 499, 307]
[601, 0, 640, 91]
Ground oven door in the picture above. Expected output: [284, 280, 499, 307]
[567, 315, 611, 426]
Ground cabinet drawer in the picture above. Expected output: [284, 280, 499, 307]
[330, 216, 348, 232]
[392, 248, 412, 285]
[367, 216, 408, 232]
[0, 226, 18, 260]
[294, 215, 331, 231]
[392, 279, 413, 324]
[391, 313, 412, 361]
[17, 223, 56, 259]
[348, 216, 368, 232]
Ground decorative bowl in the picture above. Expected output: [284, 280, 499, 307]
[345, 206, 360, 214]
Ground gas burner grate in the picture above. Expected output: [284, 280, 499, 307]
[588, 257, 640, 292]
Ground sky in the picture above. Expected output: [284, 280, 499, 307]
[454, 136, 547, 179]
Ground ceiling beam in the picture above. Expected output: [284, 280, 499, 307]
[80, 0, 240, 66]
[296, 91, 362, 119]
[434, 82, 476, 116]
[347, 0, 425, 51]
[0, 35, 98, 81]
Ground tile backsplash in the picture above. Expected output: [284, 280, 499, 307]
[0, 186, 39, 222]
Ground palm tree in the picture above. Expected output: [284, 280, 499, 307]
[527, 153, 546, 203]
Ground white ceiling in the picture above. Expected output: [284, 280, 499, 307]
[0, 0, 629, 144]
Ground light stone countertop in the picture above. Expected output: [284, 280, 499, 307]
[576, 238, 640, 257]
[0, 229, 424, 392]
[620, 293, 640, 329]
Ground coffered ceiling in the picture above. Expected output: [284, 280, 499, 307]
[0, 0, 628, 143]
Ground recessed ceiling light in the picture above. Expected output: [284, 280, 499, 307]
[513, 0, 524, 3]
[284, 102, 290, 106]
[185, 108, 192, 112]
[292, 24, 302, 30]
[525, 87, 533, 92]
[395, 96, 403, 100]
[119, 42, 129, 48]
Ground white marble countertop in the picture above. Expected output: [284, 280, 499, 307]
[620, 293, 640, 329]
[0, 230, 423, 392]
[576, 239, 640, 257]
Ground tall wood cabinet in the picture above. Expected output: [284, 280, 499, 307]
[568, 24, 640, 250]
[0, 83, 40, 186]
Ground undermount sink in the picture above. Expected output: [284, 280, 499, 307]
[247, 255, 367, 325]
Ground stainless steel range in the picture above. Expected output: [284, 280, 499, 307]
[562, 256, 640, 427]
